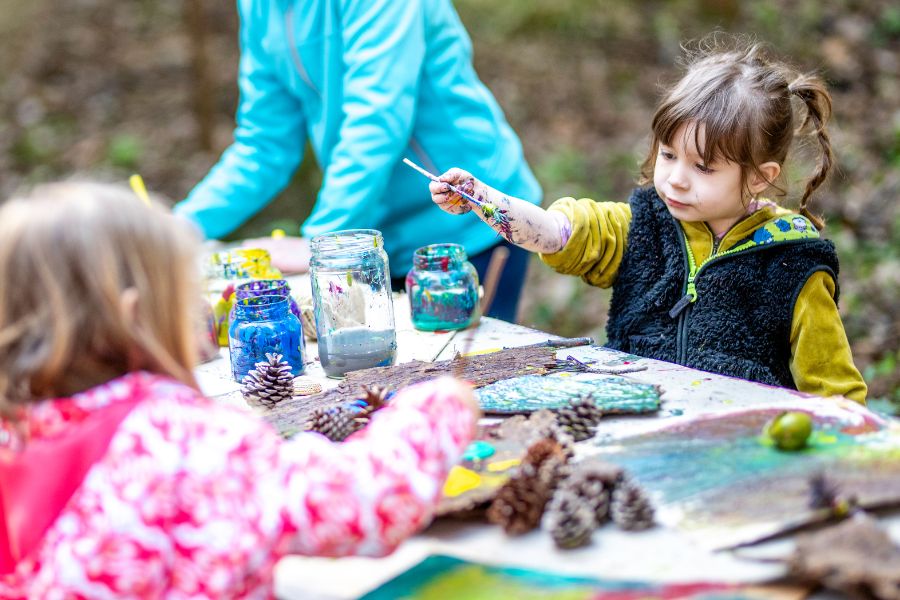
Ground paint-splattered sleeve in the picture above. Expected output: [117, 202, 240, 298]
[275, 377, 476, 558]
[539, 197, 632, 288]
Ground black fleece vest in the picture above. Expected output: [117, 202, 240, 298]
[606, 187, 839, 388]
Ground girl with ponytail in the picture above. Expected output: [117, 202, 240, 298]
[427, 34, 866, 402]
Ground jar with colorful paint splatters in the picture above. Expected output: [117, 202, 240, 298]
[405, 244, 479, 331]
[235, 279, 302, 320]
[204, 248, 281, 347]
[235, 278, 307, 359]
[228, 294, 304, 382]
[309, 229, 397, 377]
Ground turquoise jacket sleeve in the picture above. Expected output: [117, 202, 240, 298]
[174, 1, 307, 238]
[301, 0, 425, 236]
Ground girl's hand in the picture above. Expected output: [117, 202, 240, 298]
[429, 168, 477, 215]
[241, 236, 310, 274]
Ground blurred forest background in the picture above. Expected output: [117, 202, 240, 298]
[1, 0, 897, 407]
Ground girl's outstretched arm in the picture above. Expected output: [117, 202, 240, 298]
[429, 168, 571, 254]
[274, 377, 479, 557]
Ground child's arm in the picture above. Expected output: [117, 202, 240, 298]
[275, 378, 479, 557]
[429, 168, 571, 254]
[790, 273, 867, 403]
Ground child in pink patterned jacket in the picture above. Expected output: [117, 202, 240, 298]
[0, 182, 479, 599]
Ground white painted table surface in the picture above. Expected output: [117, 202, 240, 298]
[193, 276, 897, 600]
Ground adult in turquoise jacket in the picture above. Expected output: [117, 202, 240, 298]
[175, 0, 542, 321]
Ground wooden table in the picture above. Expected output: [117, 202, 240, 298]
[195, 282, 898, 600]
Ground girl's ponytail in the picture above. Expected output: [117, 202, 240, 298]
[789, 74, 834, 230]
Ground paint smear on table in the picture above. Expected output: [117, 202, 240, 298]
[476, 373, 661, 415]
[360, 555, 782, 599]
[593, 399, 900, 549]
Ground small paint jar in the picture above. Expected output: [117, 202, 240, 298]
[235, 278, 307, 359]
[228, 294, 304, 382]
[234, 279, 302, 320]
[405, 243, 479, 331]
[310, 229, 397, 377]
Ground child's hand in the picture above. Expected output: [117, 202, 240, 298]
[429, 168, 477, 215]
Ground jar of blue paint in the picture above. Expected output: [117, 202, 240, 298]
[406, 243, 480, 331]
[235, 278, 307, 359]
[310, 229, 397, 377]
[235, 279, 302, 320]
[228, 294, 304, 382]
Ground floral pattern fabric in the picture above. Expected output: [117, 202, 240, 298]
[0, 372, 475, 599]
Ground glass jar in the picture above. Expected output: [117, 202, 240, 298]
[205, 248, 281, 347]
[235, 279, 302, 320]
[235, 278, 306, 360]
[228, 294, 304, 382]
[405, 243, 480, 331]
[310, 229, 397, 377]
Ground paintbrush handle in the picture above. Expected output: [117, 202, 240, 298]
[402, 157, 484, 207]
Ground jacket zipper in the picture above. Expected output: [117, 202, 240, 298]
[282, 5, 436, 176]
[668, 224, 816, 363]
[409, 138, 439, 175]
[284, 6, 321, 97]
[670, 227, 745, 363]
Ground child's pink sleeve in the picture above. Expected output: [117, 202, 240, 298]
[275, 377, 476, 557]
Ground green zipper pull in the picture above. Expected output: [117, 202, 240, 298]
[686, 280, 697, 302]
[669, 278, 698, 319]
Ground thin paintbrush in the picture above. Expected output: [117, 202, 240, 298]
[402, 157, 486, 207]
[402, 158, 511, 236]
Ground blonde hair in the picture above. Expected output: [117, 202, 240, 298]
[0, 182, 201, 418]
[640, 34, 834, 229]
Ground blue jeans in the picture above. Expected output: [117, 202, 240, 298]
[392, 239, 530, 323]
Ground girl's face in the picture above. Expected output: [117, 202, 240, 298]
[653, 122, 747, 237]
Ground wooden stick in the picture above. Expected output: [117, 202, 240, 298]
[479, 245, 509, 319]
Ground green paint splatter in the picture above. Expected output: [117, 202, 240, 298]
[476, 374, 660, 415]
[462, 440, 496, 461]
[407, 565, 594, 600]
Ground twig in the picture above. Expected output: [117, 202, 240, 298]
[563, 354, 647, 374]
[479, 246, 509, 319]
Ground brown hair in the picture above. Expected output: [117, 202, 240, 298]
[0, 182, 201, 419]
[639, 34, 834, 229]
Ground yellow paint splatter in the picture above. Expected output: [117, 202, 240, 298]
[486, 458, 520, 472]
[813, 433, 838, 444]
[461, 347, 502, 357]
[443, 466, 482, 497]
[691, 380, 702, 386]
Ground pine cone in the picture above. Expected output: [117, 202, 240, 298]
[559, 464, 617, 525]
[544, 488, 597, 549]
[304, 405, 361, 442]
[241, 353, 294, 408]
[531, 414, 577, 464]
[610, 479, 655, 531]
[553, 395, 604, 442]
[357, 385, 390, 418]
[487, 438, 568, 535]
